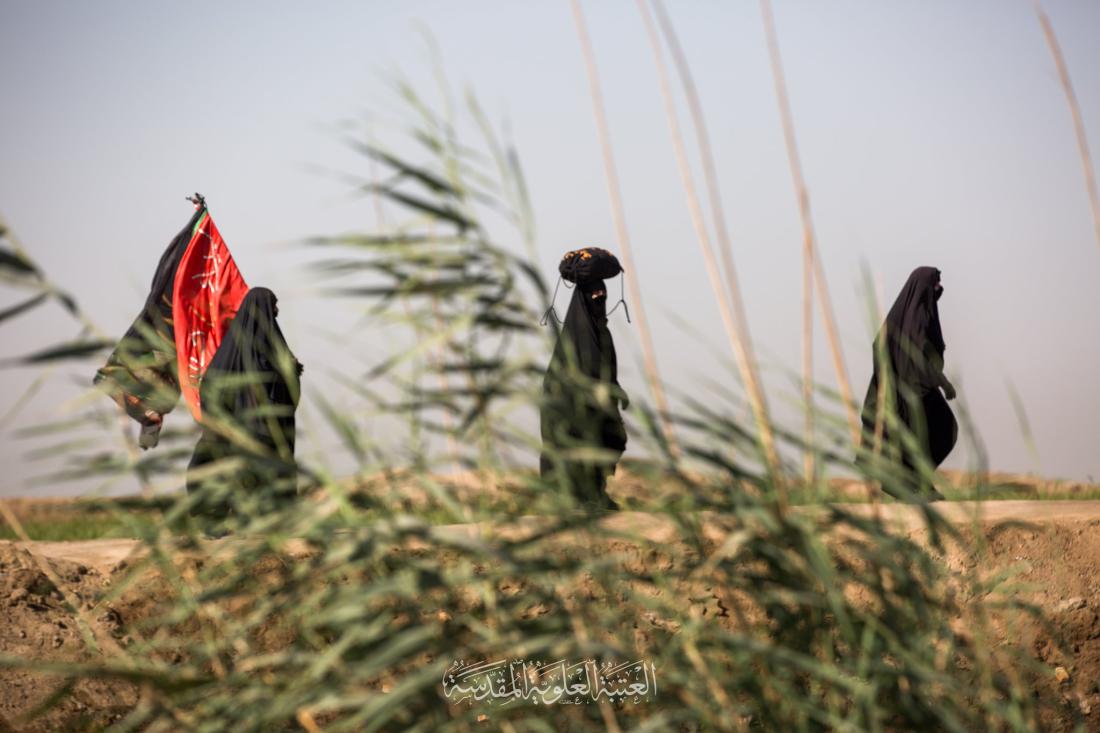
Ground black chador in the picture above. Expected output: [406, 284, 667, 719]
[186, 287, 302, 525]
[540, 248, 629, 510]
[93, 208, 204, 443]
[860, 266, 957, 499]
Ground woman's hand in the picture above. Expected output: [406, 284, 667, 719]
[942, 380, 957, 401]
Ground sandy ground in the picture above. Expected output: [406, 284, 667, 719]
[16, 500, 1100, 573]
[4, 500, 1100, 730]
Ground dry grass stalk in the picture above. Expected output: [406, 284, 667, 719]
[296, 709, 324, 733]
[1034, 0, 1100, 256]
[649, 0, 766, 380]
[569, 0, 680, 456]
[802, 229, 815, 485]
[635, 0, 785, 499]
[758, 0, 862, 448]
[647, 0, 786, 486]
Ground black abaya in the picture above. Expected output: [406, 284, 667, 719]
[186, 287, 302, 523]
[540, 278, 628, 509]
[860, 266, 957, 496]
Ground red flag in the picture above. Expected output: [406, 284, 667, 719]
[172, 209, 249, 420]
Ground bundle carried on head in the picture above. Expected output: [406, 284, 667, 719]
[559, 247, 622, 284]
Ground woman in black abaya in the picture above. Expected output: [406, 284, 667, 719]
[186, 287, 303, 528]
[94, 207, 205, 444]
[860, 266, 957, 500]
[540, 248, 629, 511]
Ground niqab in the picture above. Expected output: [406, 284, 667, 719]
[540, 278, 628, 506]
[875, 266, 945, 395]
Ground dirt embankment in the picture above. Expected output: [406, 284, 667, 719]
[0, 544, 137, 731]
[3, 501, 1100, 730]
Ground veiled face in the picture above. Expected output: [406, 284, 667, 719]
[910, 266, 943, 303]
[579, 281, 607, 321]
[245, 287, 279, 318]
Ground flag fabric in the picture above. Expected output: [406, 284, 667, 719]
[172, 208, 249, 421]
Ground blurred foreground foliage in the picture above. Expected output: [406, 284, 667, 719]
[0, 78, 1055, 732]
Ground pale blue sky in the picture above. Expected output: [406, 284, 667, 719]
[2, 0, 1099, 495]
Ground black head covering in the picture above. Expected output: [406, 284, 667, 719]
[546, 245, 626, 388]
[553, 280, 616, 384]
[200, 287, 300, 457]
[559, 247, 622, 284]
[93, 207, 205, 418]
[875, 266, 945, 391]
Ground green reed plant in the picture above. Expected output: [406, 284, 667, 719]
[0, 75, 1059, 733]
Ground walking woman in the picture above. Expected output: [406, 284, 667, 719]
[540, 248, 629, 511]
[860, 266, 957, 500]
[186, 287, 303, 530]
